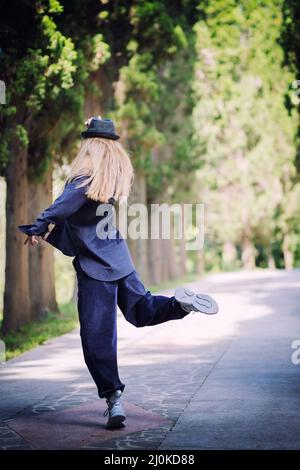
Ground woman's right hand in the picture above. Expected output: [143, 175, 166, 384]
[24, 233, 48, 246]
[24, 235, 39, 246]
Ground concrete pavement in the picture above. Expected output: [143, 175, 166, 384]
[0, 269, 300, 449]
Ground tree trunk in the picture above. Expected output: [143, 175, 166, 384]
[160, 238, 169, 284]
[267, 248, 276, 270]
[148, 238, 164, 286]
[71, 277, 78, 304]
[283, 233, 294, 270]
[147, 201, 180, 286]
[222, 241, 237, 269]
[197, 249, 205, 276]
[127, 172, 149, 283]
[0, 178, 6, 313]
[2, 143, 30, 333]
[241, 235, 256, 270]
[148, 203, 162, 285]
[84, 66, 115, 118]
[28, 167, 58, 320]
[165, 220, 179, 280]
[179, 224, 187, 278]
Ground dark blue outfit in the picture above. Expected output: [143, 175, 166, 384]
[19, 177, 189, 398]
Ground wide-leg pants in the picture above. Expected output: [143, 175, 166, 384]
[73, 257, 190, 399]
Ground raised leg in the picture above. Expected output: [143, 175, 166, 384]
[117, 270, 190, 327]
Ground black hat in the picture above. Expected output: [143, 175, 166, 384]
[81, 116, 120, 140]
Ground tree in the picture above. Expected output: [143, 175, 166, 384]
[112, 2, 201, 282]
[0, 0, 107, 331]
[281, 0, 300, 171]
[0, 0, 200, 331]
[191, 0, 298, 270]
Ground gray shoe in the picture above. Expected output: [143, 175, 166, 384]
[175, 287, 219, 315]
[104, 389, 126, 429]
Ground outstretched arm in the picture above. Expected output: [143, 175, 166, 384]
[19, 177, 88, 238]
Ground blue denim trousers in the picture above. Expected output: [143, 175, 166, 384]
[73, 257, 189, 398]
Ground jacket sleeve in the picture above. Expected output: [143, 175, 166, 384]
[19, 177, 88, 236]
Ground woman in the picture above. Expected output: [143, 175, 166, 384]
[19, 116, 219, 429]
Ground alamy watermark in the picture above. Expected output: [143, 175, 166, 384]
[0, 80, 6, 104]
[95, 201, 205, 251]
[291, 340, 300, 365]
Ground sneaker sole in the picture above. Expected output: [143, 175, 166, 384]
[175, 287, 219, 315]
[106, 414, 126, 429]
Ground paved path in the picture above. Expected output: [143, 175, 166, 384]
[1, 270, 300, 450]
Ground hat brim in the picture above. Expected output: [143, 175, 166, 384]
[81, 131, 120, 140]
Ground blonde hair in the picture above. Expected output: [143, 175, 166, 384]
[66, 137, 134, 202]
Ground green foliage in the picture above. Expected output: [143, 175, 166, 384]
[129, 1, 198, 58]
[0, 0, 111, 179]
[1, 0, 199, 181]
[192, 0, 299, 270]
[281, 0, 300, 172]
[0, 303, 78, 360]
[86, 34, 111, 72]
[281, 0, 300, 74]
[113, 52, 165, 171]
[113, 4, 200, 198]
[1, 0, 300, 274]
[15, 125, 29, 148]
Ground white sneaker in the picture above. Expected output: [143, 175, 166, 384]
[104, 389, 126, 429]
[175, 287, 219, 315]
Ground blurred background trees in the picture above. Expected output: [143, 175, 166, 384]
[0, 0, 300, 334]
[192, 0, 299, 271]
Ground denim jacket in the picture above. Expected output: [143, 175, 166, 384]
[19, 177, 135, 281]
